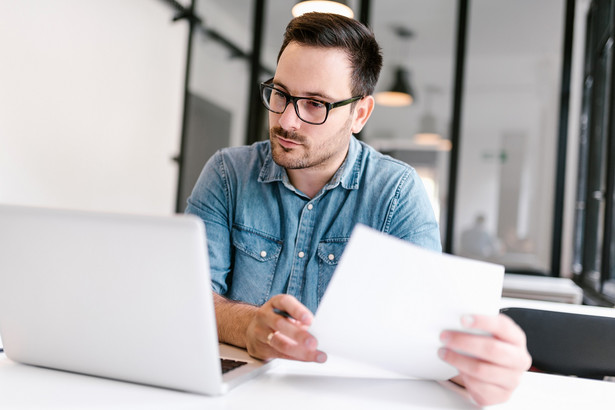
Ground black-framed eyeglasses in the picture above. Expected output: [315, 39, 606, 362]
[259, 79, 363, 125]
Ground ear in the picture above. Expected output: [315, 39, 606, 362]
[350, 95, 375, 134]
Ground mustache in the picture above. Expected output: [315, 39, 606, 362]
[271, 126, 306, 144]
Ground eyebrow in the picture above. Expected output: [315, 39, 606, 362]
[273, 79, 334, 101]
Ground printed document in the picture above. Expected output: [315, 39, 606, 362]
[310, 224, 504, 380]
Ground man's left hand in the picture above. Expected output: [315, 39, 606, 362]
[438, 313, 532, 406]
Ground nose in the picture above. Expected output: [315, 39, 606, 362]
[277, 102, 303, 130]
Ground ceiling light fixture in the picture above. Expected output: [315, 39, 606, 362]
[375, 67, 415, 107]
[291, 1, 354, 18]
[375, 25, 415, 107]
[415, 112, 440, 144]
[415, 113, 451, 150]
[414, 86, 450, 151]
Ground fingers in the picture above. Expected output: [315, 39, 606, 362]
[458, 373, 515, 407]
[438, 314, 532, 406]
[246, 294, 327, 363]
[267, 327, 326, 362]
[439, 345, 523, 391]
[441, 314, 531, 370]
[463, 314, 527, 346]
[440, 332, 527, 371]
[270, 294, 314, 327]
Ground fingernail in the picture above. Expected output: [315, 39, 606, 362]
[440, 331, 450, 344]
[316, 352, 327, 363]
[438, 347, 447, 360]
[461, 314, 474, 328]
[305, 337, 317, 349]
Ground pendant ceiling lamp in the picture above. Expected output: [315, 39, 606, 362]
[414, 112, 451, 150]
[413, 86, 451, 151]
[375, 25, 415, 107]
[292, 1, 354, 18]
[414, 112, 441, 144]
[374, 67, 415, 107]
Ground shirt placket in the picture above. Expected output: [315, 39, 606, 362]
[286, 200, 317, 298]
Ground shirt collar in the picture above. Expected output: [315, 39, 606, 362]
[338, 136, 362, 190]
[258, 145, 286, 184]
[258, 136, 363, 191]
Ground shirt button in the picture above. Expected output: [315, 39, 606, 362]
[328, 254, 335, 261]
[307, 204, 313, 210]
[298, 251, 305, 258]
[260, 250, 267, 258]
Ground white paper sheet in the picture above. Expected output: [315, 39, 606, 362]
[310, 224, 504, 380]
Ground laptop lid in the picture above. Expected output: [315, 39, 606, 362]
[0, 204, 269, 395]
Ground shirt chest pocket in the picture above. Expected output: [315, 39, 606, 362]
[229, 227, 282, 306]
[316, 240, 348, 304]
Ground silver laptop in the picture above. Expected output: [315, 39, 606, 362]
[0, 204, 273, 395]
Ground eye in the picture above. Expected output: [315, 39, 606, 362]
[271, 89, 286, 100]
[306, 99, 325, 109]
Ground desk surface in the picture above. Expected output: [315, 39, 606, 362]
[1, 353, 614, 410]
[2, 298, 615, 409]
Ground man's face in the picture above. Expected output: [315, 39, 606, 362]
[268, 43, 369, 170]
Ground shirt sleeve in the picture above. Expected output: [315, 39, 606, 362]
[184, 151, 233, 295]
[386, 167, 443, 253]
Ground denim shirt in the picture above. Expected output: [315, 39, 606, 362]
[185, 136, 441, 313]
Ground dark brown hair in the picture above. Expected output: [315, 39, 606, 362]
[277, 12, 383, 97]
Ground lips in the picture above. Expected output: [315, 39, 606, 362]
[276, 134, 302, 149]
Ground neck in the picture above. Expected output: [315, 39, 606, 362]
[287, 150, 348, 199]
[287, 168, 334, 199]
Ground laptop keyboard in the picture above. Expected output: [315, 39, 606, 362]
[220, 358, 248, 374]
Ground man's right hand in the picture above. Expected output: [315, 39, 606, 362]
[214, 292, 327, 363]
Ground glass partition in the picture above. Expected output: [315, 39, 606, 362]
[363, 0, 457, 244]
[454, 0, 566, 273]
[184, 0, 571, 275]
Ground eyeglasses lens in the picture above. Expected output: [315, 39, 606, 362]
[261, 85, 327, 125]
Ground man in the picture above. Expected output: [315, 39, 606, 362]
[186, 12, 530, 406]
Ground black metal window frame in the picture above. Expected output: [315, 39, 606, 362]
[573, 0, 615, 306]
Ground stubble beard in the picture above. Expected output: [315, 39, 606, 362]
[269, 117, 353, 170]
[270, 126, 312, 169]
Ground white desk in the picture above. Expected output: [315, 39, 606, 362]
[2, 298, 614, 409]
[1, 352, 614, 410]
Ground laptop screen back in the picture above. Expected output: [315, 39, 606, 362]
[0, 205, 225, 394]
